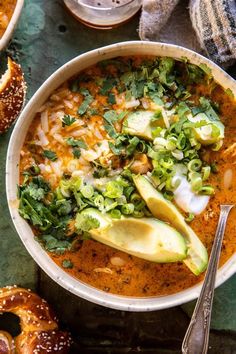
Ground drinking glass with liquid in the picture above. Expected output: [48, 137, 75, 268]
[64, 0, 142, 29]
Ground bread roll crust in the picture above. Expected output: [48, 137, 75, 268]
[0, 57, 26, 134]
[0, 286, 71, 353]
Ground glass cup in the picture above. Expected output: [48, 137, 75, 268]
[64, 0, 142, 29]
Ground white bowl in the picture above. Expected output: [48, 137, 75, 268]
[0, 0, 24, 51]
[6, 41, 236, 311]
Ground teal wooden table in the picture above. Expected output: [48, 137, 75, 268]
[0, 1, 236, 352]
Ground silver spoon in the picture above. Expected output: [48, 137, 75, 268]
[182, 204, 234, 354]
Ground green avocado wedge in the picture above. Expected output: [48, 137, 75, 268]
[189, 112, 224, 145]
[133, 175, 208, 275]
[122, 110, 164, 140]
[79, 208, 187, 263]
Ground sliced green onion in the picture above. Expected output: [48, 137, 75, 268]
[94, 195, 105, 210]
[121, 203, 135, 215]
[153, 137, 167, 147]
[158, 181, 166, 191]
[104, 181, 123, 199]
[191, 175, 203, 192]
[81, 185, 94, 199]
[134, 200, 146, 211]
[163, 191, 174, 200]
[124, 186, 135, 199]
[133, 210, 144, 218]
[110, 209, 121, 219]
[188, 159, 202, 172]
[150, 173, 161, 187]
[185, 213, 195, 222]
[184, 149, 198, 159]
[143, 207, 152, 217]
[189, 137, 198, 147]
[199, 185, 215, 195]
[171, 176, 181, 190]
[176, 132, 186, 150]
[55, 187, 64, 200]
[160, 129, 167, 138]
[171, 149, 184, 160]
[211, 140, 223, 151]
[116, 176, 130, 188]
[165, 178, 174, 191]
[152, 126, 163, 138]
[166, 136, 177, 151]
[104, 198, 118, 211]
[70, 177, 83, 192]
[160, 157, 174, 169]
[130, 193, 142, 204]
[202, 166, 211, 181]
[121, 169, 133, 181]
[116, 195, 127, 205]
[147, 147, 159, 160]
[59, 179, 71, 197]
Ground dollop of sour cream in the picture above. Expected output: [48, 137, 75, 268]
[173, 175, 210, 215]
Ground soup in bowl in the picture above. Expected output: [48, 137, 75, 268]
[0, 0, 24, 51]
[6, 42, 236, 311]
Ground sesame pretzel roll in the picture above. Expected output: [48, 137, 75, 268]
[0, 286, 71, 353]
[0, 57, 26, 134]
[0, 331, 14, 354]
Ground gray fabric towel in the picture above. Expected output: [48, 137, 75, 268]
[139, 0, 236, 68]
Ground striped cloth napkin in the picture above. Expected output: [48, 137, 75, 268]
[139, 0, 236, 68]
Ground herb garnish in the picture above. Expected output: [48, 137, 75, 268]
[78, 88, 93, 115]
[62, 259, 74, 269]
[66, 137, 88, 149]
[43, 150, 58, 161]
[62, 114, 76, 126]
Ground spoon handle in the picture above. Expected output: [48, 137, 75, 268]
[182, 204, 234, 354]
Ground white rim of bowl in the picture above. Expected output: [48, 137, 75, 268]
[6, 41, 236, 312]
[0, 0, 24, 52]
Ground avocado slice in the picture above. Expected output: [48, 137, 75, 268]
[188, 112, 224, 145]
[122, 110, 164, 140]
[133, 175, 208, 275]
[80, 208, 187, 263]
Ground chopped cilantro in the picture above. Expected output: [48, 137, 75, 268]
[43, 150, 58, 161]
[104, 124, 118, 138]
[186, 63, 205, 83]
[103, 110, 127, 125]
[62, 114, 76, 126]
[40, 235, 72, 254]
[62, 259, 74, 269]
[177, 102, 190, 118]
[72, 148, 81, 159]
[108, 92, 116, 104]
[75, 213, 100, 232]
[100, 78, 117, 95]
[78, 88, 93, 115]
[198, 97, 219, 121]
[108, 141, 122, 155]
[18, 176, 75, 254]
[66, 137, 88, 149]
[88, 108, 98, 115]
[199, 63, 212, 77]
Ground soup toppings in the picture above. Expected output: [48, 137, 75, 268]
[18, 56, 236, 296]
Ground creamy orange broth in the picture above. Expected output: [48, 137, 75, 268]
[20, 57, 236, 297]
[0, 0, 16, 37]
